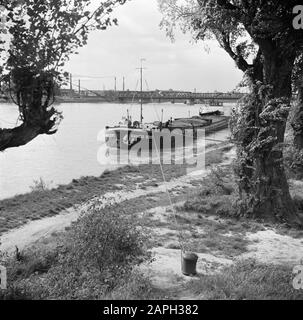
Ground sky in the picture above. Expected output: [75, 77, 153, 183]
[65, 0, 243, 92]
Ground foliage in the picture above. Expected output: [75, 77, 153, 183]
[0, 0, 127, 150]
[182, 166, 238, 217]
[39, 203, 149, 299]
[29, 177, 53, 192]
[291, 89, 303, 150]
[0, 201, 150, 300]
[158, 0, 303, 75]
[284, 144, 303, 180]
[1, 0, 127, 73]
[63, 202, 147, 275]
[231, 87, 290, 190]
[158, 0, 303, 222]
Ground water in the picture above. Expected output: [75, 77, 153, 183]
[0, 102, 234, 199]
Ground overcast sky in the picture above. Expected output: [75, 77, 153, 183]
[65, 0, 243, 92]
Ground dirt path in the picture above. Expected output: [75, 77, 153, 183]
[0, 145, 236, 255]
[0, 166, 212, 254]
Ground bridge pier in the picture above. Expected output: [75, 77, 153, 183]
[185, 99, 195, 105]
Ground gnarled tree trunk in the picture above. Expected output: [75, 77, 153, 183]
[234, 50, 302, 225]
[0, 70, 61, 152]
[253, 53, 298, 222]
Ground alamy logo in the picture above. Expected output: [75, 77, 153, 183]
[98, 128, 205, 174]
[0, 265, 7, 290]
[293, 5, 303, 29]
[292, 262, 303, 290]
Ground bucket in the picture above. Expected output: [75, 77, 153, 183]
[181, 251, 198, 276]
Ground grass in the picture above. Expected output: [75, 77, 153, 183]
[166, 210, 255, 257]
[104, 272, 164, 300]
[182, 164, 303, 230]
[0, 164, 186, 235]
[185, 259, 303, 300]
[0, 200, 164, 300]
[187, 228, 250, 257]
[1, 142, 302, 300]
[138, 194, 261, 258]
[0, 144, 230, 235]
[181, 166, 238, 217]
[0, 248, 162, 300]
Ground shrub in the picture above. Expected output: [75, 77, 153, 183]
[44, 204, 149, 299]
[29, 178, 53, 192]
[104, 271, 161, 300]
[293, 195, 303, 212]
[0, 201, 150, 300]
[8, 248, 58, 281]
[182, 167, 237, 217]
[284, 145, 303, 179]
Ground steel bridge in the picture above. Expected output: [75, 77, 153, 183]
[97, 90, 245, 103]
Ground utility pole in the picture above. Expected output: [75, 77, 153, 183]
[78, 79, 81, 96]
[123, 77, 125, 91]
[114, 77, 117, 92]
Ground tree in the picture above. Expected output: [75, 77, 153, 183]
[0, 0, 127, 151]
[158, 0, 303, 224]
[292, 52, 303, 149]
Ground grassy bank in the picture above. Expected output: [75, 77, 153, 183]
[181, 164, 303, 230]
[1, 141, 302, 300]
[1, 168, 302, 300]
[0, 201, 163, 300]
[0, 144, 232, 235]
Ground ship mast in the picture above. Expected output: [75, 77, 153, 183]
[138, 58, 146, 126]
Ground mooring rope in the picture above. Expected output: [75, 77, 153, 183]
[145, 79, 188, 253]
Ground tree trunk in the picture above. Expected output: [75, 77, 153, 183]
[0, 72, 60, 152]
[252, 121, 298, 223]
[236, 51, 302, 225]
[292, 86, 303, 149]
[0, 104, 58, 152]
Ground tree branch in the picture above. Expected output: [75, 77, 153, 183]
[0, 122, 55, 152]
[219, 32, 251, 72]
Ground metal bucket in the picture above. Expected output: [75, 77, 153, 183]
[181, 251, 198, 276]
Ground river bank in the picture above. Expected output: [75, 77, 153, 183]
[0, 142, 231, 235]
[1, 142, 303, 300]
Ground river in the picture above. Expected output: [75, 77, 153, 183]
[0, 102, 235, 199]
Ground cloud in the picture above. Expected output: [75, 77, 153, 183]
[65, 0, 243, 92]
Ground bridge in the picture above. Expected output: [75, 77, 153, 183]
[93, 90, 245, 104]
[58, 88, 245, 104]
